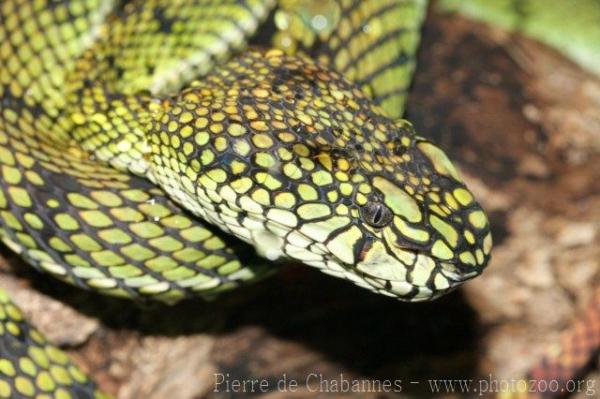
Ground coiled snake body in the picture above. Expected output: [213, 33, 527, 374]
[0, 0, 499, 397]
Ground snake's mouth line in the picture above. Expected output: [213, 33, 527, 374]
[438, 265, 479, 284]
[356, 237, 484, 288]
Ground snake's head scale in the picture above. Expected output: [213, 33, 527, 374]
[149, 49, 491, 301]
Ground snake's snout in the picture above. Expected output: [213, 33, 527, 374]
[422, 191, 493, 286]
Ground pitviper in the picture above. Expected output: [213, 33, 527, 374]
[0, 0, 596, 398]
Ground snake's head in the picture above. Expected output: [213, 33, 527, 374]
[348, 123, 492, 301]
[149, 49, 491, 301]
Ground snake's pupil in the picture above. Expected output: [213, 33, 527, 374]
[373, 206, 383, 224]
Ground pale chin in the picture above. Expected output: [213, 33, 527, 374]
[385, 279, 458, 302]
[355, 257, 462, 301]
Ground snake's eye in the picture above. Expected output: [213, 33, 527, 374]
[361, 202, 393, 228]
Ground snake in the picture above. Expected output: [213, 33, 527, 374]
[0, 0, 596, 397]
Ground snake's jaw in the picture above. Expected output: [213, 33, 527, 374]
[353, 239, 488, 301]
